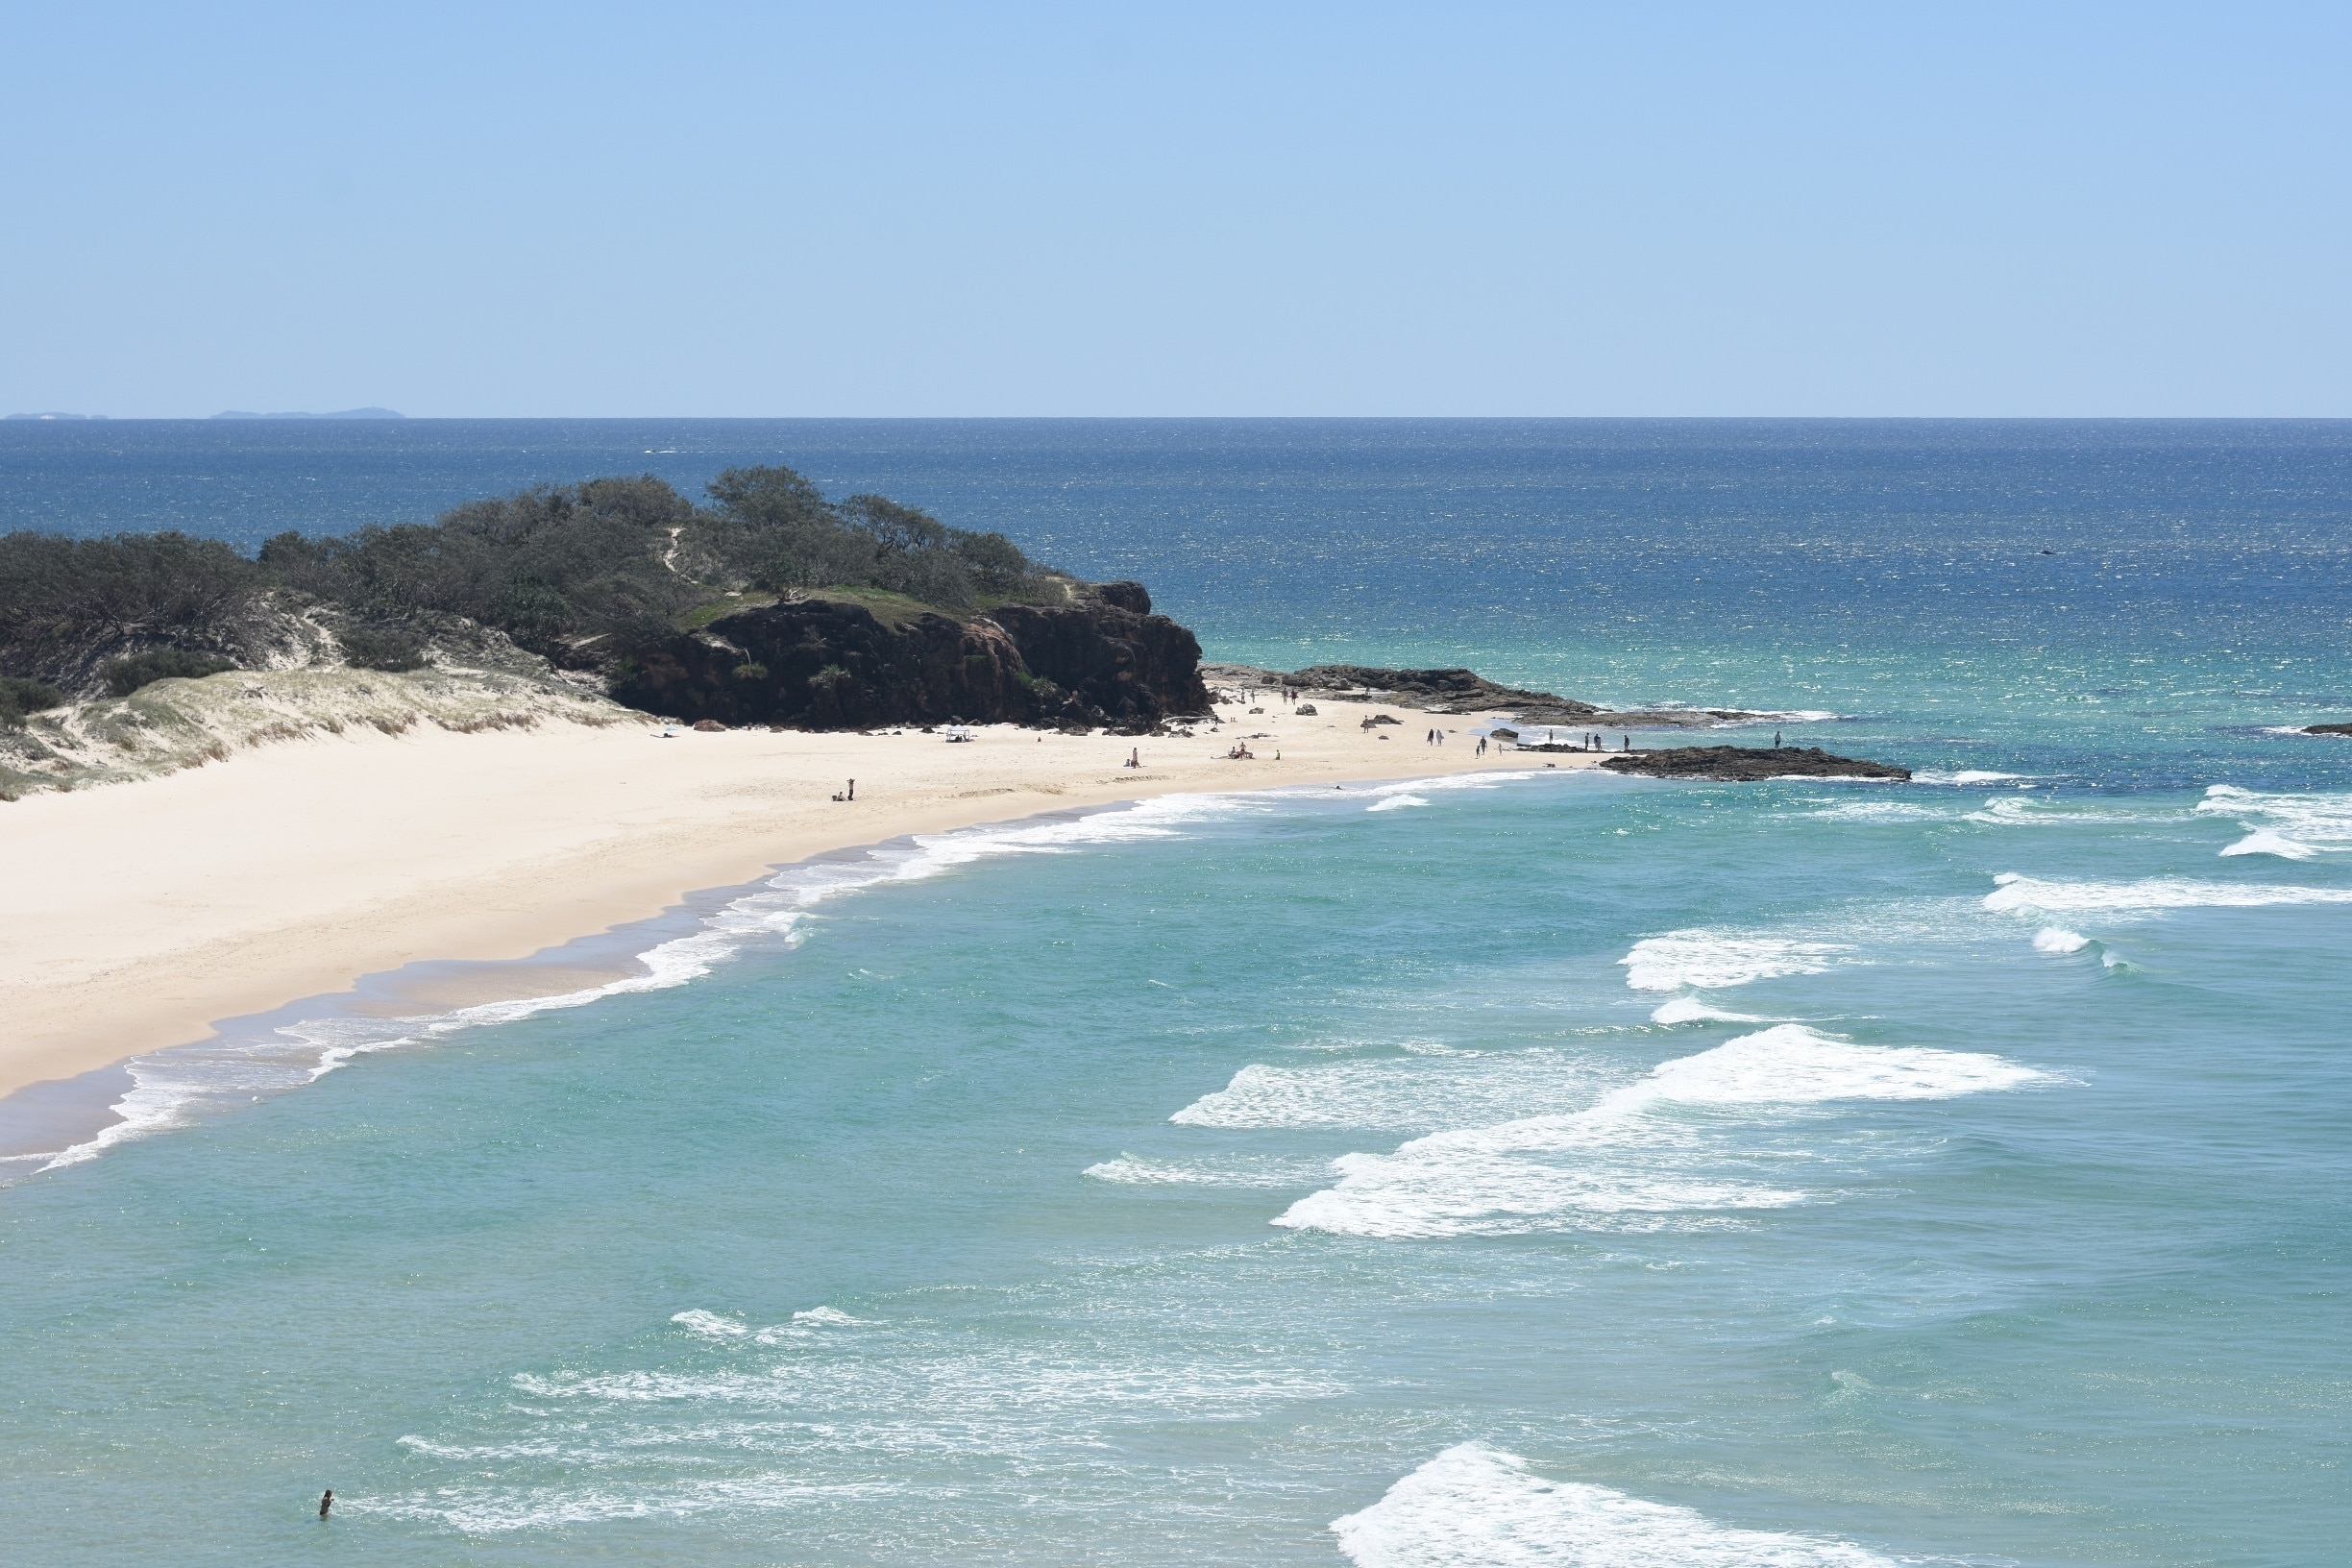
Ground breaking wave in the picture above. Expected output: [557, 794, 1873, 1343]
[1985, 871, 2352, 914]
[1332, 1442, 1899, 1567]
[1621, 933, 1851, 992]
[1275, 1025, 2051, 1238]
[2198, 784, 2352, 860]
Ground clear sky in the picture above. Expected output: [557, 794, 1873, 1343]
[4, 3, 2347, 417]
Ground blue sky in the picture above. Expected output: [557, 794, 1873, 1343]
[4, 3, 2346, 416]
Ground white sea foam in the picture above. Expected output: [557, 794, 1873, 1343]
[1985, 871, 2352, 914]
[1965, 796, 2066, 826]
[2218, 828, 2315, 859]
[1620, 933, 1850, 992]
[2198, 784, 2352, 860]
[673, 1306, 867, 1344]
[1277, 1026, 2050, 1238]
[1965, 795, 2191, 827]
[25, 794, 1245, 1178]
[2032, 927, 2091, 954]
[1171, 1051, 1600, 1134]
[793, 1305, 863, 1326]
[1083, 1153, 1335, 1188]
[1627, 1025, 2046, 1108]
[1799, 799, 1955, 822]
[1332, 1442, 1897, 1568]
[1361, 771, 1548, 797]
[1276, 1152, 1802, 1237]
[1913, 769, 2025, 785]
[1668, 707, 1847, 728]
[1648, 996, 1779, 1025]
[1369, 794, 1431, 812]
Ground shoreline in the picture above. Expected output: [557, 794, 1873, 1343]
[1, 698, 1605, 1164]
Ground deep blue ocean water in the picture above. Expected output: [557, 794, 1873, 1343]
[2, 421, 2348, 1564]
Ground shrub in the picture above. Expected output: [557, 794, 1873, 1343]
[730, 662, 769, 682]
[0, 531, 268, 686]
[102, 649, 236, 697]
[339, 625, 429, 672]
[807, 663, 850, 689]
[257, 475, 702, 654]
[0, 674, 66, 728]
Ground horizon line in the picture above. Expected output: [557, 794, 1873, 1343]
[10, 412, 2352, 424]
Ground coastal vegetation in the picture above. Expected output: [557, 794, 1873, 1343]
[0, 466, 1209, 790]
[103, 649, 237, 696]
[0, 466, 1062, 698]
[0, 675, 64, 728]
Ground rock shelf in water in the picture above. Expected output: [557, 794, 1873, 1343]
[1198, 662, 1774, 727]
[1597, 745, 1911, 781]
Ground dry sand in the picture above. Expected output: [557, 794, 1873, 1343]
[1, 699, 1604, 1102]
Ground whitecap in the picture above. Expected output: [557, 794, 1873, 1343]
[2198, 784, 2352, 860]
[1964, 796, 2179, 826]
[1913, 769, 2025, 785]
[670, 1310, 749, 1339]
[790, 1306, 864, 1326]
[2220, 828, 2317, 860]
[1276, 1026, 2050, 1238]
[1083, 1153, 1334, 1188]
[1799, 800, 1955, 822]
[1620, 933, 1850, 992]
[1369, 795, 1430, 812]
[1985, 871, 2352, 914]
[1629, 1025, 2046, 1107]
[2032, 927, 2090, 954]
[1331, 1442, 1898, 1567]
[1700, 708, 1850, 727]
[1172, 1051, 1599, 1134]
[1648, 996, 1779, 1025]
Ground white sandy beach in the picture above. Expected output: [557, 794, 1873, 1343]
[0, 698, 1601, 1103]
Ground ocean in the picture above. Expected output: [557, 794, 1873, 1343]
[3, 420, 2348, 1564]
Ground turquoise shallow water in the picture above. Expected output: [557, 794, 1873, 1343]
[3, 422, 2350, 1563]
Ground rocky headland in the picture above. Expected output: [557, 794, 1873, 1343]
[1, 470, 1224, 795]
[1598, 745, 1911, 782]
[615, 581, 1208, 734]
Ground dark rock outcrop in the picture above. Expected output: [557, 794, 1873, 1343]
[2305, 723, 2352, 736]
[1599, 746, 1911, 781]
[1200, 661, 1779, 729]
[987, 582, 1210, 728]
[610, 583, 1209, 733]
[1279, 664, 1598, 720]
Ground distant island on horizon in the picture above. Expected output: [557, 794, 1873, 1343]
[209, 407, 405, 421]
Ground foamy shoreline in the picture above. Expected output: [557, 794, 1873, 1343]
[0, 697, 1602, 1161]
